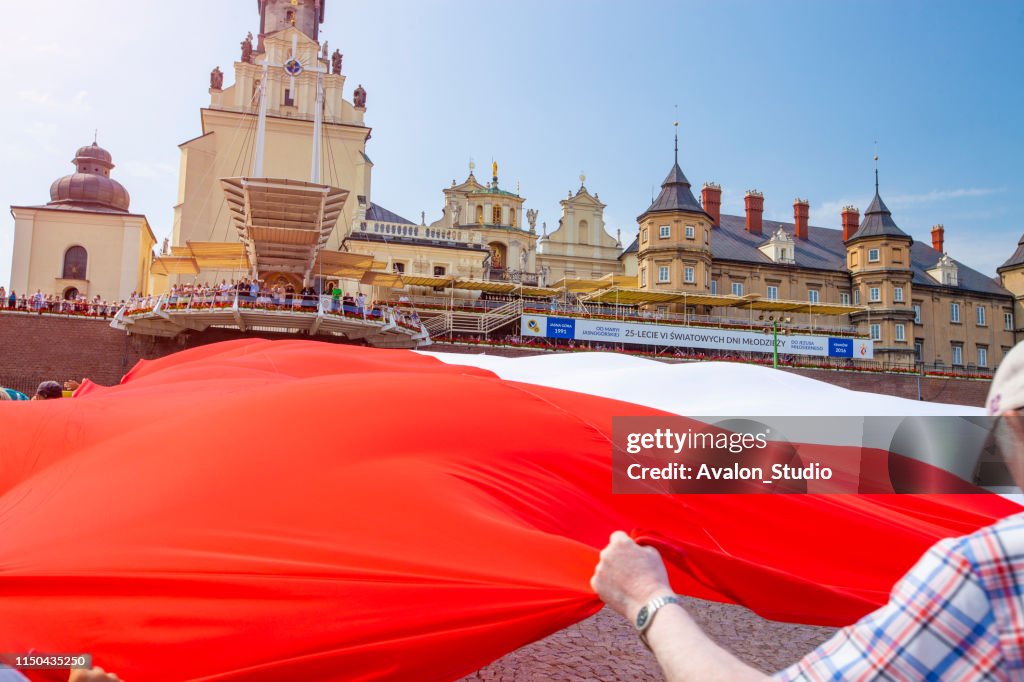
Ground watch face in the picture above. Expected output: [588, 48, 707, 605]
[636, 605, 650, 629]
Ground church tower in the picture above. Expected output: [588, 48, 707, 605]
[844, 168, 915, 365]
[635, 125, 714, 312]
[172, 0, 372, 285]
[258, 0, 325, 46]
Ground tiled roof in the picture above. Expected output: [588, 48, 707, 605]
[621, 237, 638, 256]
[366, 203, 414, 225]
[640, 162, 708, 219]
[999, 233, 1024, 272]
[847, 192, 911, 242]
[711, 214, 1009, 297]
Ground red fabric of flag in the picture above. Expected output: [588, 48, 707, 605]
[0, 339, 1017, 681]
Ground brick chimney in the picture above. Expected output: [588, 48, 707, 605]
[744, 190, 764, 235]
[841, 205, 860, 242]
[931, 224, 945, 253]
[702, 182, 722, 227]
[793, 198, 810, 240]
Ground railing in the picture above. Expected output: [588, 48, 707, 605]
[122, 292, 425, 336]
[389, 294, 863, 338]
[358, 221, 485, 247]
[1, 298, 121, 317]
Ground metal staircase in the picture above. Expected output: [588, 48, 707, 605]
[421, 299, 523, 339]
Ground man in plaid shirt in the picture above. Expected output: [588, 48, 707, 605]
[592, 344, 1024, 681]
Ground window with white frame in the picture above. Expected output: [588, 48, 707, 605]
[808, 289, 820, 304]
[642, 228, 648, 243]
[710, 280, 718, 295]
[869, 287, 881, 302]
[840, 292, 850, 306]
[684, 266, 695, 283]
[870, 324, 881, 340]
[640, 268, 647, 287]
[952, 343, 964, 366]
[853, 289, 860, 305]
[977, 306, 986, 326]
[951, 302, 961, 323]
[895, 323, 906, 341]
[978, 346, 989, 368]
[659, 225, 670, 239]
[1006, 312, 1014, 331]
[767, 286, 779, 300]
[685, 225, 695, 239]
[732, 282, 744, 296]
[658, 266, 670, 283]
[868, 248, 880, 262]
[894, 286, 904, 302]
[913, 303, 922, 324]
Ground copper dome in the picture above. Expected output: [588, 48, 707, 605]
[48, 141, 130, 212]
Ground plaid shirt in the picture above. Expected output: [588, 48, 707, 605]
[777, 511, 1024, 681]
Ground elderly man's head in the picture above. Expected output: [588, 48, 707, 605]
[987, 343, 1024, 486]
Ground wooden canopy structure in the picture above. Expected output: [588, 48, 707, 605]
[221, 177, 348, 281]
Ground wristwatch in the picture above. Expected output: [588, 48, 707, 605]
[635, 594, 682, 649]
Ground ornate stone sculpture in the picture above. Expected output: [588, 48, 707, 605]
[210, 66, 223, 90]
[353, 84, 366, 108]
[331, 49, 343, 74]
[241, 32, 254, 64]
[526, 209, 538, 233]
[162, 237, 170, 255]
[449, 199, 461, 226]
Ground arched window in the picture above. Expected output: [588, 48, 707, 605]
[578, 220, 589, 244]
[63, 287, 79, 301]
[492, 205, 502, 225]
[62, 246, 87, 280]
[475, 205, 484, 224]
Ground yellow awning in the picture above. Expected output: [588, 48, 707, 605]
[361, 271, 404, 288]
[732, 298, 866, 316]
[151, 256, 200, 276]
[401, 275, 456, 288]
[167, 242, 250, 271]
[582, 287, 743, 306]
[550, 274, 637, 293]
[451, 279, 560, 297]
[581, 288, 864, 316]
[453, 279, 520, 294]
[313, 251, 375, 277]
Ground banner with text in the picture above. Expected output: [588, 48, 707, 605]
[520, 315, 873, 359]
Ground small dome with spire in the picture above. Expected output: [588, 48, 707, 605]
[48, 140, 130, 212]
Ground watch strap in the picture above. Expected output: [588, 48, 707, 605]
[635, 594, 682, 649]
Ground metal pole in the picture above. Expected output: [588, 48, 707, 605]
[773, 321, 779, 369]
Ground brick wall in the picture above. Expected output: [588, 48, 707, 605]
[0, 312, 359, 393]
[0, 313, 990, 406]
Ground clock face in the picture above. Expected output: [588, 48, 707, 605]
[636, 606, 650, 629]
[284, 58, 303, 77]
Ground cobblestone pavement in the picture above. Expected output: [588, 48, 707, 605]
[461, 598, 837, 681]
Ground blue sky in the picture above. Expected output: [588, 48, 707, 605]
[2, 0, 1022, 290]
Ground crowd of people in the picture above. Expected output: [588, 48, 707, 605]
[151, 279, 424, 330]
[0, 287, 122, 317]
